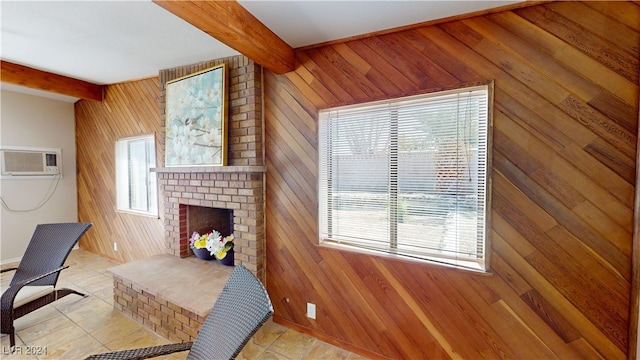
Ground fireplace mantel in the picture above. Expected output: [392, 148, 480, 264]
[152, 166, 266, 174]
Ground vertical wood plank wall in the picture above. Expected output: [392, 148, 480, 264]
[75, 78, 165, 263]
[264, 2, 639, 359]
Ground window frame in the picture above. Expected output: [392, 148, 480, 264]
[115, 134, 158, 217]
[317, 83, 493, 272]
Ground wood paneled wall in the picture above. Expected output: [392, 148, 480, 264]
[264, 2, 639, 359]
[75, 78, 165, 263]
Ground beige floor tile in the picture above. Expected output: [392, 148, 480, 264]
[39, 333, 106, 360]
[89, 286, 114, 304]
[59, 295, 113, 324]
[51, 278, 79, 289]
[60, 271, 106, 288]
[103, 328, 170, 351]
[304, 340, 352, 359]
[250, 319, 289, 347]
[237, 338, 268, 359]
[12, 306, 63, 332]
[257, 348, 293, 360]
[15, 313, 76, 344]
[268, 328, 317, 359]
[89, 314, 146, 345]
[21, 320, 87, 354]
[68, 271, 112, 289]
[76, 278, 113, 295]
[73, 308, 126, 334]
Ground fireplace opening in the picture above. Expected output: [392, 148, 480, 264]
[185, 205, 234, 249]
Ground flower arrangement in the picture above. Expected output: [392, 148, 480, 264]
[189, 230, 234, 260]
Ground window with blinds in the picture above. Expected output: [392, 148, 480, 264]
[318, 85, 491, 271]
[116, 134, 158, 216]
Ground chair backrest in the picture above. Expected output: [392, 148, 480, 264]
[10, 223, 92, 287]
[187, 265, 274, 360]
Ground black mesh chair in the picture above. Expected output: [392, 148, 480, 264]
[85, 264, 274, 360]
[1, 222, 92, 348]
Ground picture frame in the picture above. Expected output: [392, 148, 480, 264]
[165, 64, 228, 167]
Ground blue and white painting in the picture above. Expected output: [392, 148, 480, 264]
[165, 65, 227, 166]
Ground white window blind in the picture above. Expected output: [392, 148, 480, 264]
[319, 85, 490, 271]
[116, 135, 158, 216]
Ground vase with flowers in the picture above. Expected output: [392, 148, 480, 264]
[189, 231, 216, 260]
[211, 233, 235, 266]
[189, 230, 235, 265]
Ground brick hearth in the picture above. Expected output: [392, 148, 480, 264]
[109, 255, 233, 342]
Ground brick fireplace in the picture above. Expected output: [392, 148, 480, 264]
[155, 166, 266, 279]
[155, 55, 266, 280]
[110, 56, 267, 341]
[111, 165, 266, 342]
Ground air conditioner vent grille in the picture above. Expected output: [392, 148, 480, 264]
[4, 151, 45, 172]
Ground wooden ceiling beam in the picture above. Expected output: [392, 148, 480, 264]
[153, 0, 294, 74]
[1, 61, 104, 101]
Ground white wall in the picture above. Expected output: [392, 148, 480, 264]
[0, 90, 78, 263]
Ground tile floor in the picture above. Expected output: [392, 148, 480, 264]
[1, 249, 365, 359]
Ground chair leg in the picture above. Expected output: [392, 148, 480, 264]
[1, 310, 16, 350]
[55, 288, 87, 300]
[3, 289, 86, 352]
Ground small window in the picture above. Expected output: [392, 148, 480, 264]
[318, 85, 491, 271]
[116, 134, 158, 216]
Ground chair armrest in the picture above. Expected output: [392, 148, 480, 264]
[1, 267, 18, 273]
[1, 266, 68, 309]
[8, 265, 68, 288]
[85, 342, 193, 359]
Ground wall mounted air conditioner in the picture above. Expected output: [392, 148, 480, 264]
[0, 147, 61, 177]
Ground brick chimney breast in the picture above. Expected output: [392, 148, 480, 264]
[155, 56, 265, 281]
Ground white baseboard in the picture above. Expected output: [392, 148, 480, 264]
[1, 256, 22, 266]
[1, 247, 80, 267]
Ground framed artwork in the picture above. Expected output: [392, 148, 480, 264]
[165, 64, 228, 167]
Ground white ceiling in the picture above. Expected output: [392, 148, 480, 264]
[0, 0, 519, 102]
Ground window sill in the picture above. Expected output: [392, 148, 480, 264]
[318, 241, 493, 277]
[117, 209, 159, 219]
